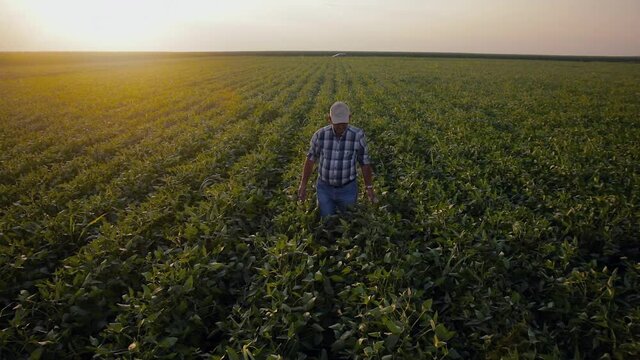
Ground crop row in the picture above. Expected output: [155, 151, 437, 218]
[2, 58, 331, 356]
[0, 59, 317, 304]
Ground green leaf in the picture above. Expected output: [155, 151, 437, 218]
[363, 346, 374, 356]
[422, 299, 433, 312]
[89, 336, 99, 346]
[383, 317, 403, 334]
[448, 348, 462, 359]
[158, 337, 178, 348]
[331, 339, 345, 352]
[320, 349, 328, 360]
[288, 322, 295, 338]
[339, 330, 354, 341]
[226, 347, 240, 360]
[29, 348, 43, 360]
[323, 277, 334, 296]
[183, 275, 194, 292]
[304, 296, 316, 311]
[385, 334, 400, 349]
[435, 324, 455, 341]
[107, 322, 124, 333]
[373, 340, 384, 351]
[209, 262, 225, 271]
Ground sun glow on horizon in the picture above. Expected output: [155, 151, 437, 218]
[1, 0, 639, 55]
[4, 0, 248, 51]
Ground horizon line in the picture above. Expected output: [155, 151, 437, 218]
[1, 50, 639, 58]
[1, 50, 639, 63]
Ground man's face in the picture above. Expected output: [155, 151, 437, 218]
[327, 114, 350, 137]
[332, 122, 348, 137]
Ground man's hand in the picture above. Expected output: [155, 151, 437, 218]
[361, 165, 376, 203]
[366, 187, 377, 203]
[298, 158, 314, 202]
[297, 185, 307, 202]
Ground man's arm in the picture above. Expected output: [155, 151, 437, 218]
[298, 158, 315, 201]
[361, 164, 377, 203]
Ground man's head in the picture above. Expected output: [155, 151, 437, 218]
[327, 101, 351, 137]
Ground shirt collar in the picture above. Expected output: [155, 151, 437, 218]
[331, 125, 349, 139]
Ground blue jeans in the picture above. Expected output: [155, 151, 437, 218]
[316, 179, 358, 217]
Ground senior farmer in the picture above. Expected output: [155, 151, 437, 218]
[297, 101, 376, 217]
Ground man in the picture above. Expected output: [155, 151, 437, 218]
[297, 101, 376, 217]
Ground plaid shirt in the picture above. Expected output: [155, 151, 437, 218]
[307, 125, 372, 186]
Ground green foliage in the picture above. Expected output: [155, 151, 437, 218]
[1, 54, 639, 359]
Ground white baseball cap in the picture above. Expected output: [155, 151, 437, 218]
[330, 101, 350, 124]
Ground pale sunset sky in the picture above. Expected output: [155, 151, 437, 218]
[1, 0, 639, 56]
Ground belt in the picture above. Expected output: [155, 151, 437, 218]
[322, 179, 355, 188]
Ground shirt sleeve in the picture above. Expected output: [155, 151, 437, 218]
[356, 130, 372, 165]
[307, 131, 320, 162]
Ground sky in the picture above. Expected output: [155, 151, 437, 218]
[1, 0, 639, 56]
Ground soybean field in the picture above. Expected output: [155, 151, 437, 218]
[1, 54, 639, 359]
